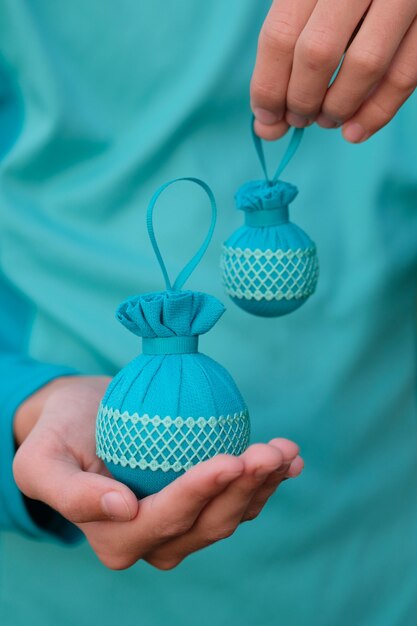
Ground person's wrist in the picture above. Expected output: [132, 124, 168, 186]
[13, 376, 78, 446]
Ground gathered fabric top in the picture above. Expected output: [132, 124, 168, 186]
[116, 290, 225, 338]
[235, 179, 298, 213]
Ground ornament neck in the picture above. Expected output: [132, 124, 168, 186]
[142, 336, 199, 355]
[245, 206, 289, 227]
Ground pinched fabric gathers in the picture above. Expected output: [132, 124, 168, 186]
[96, 405, 250, 473]
[221, 245, 319, 301]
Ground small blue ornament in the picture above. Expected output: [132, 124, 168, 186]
[96, 178, 250, 498]
[221, 121, 319, 317]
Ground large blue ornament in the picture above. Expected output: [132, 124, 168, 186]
[221, 123, 319, 317]
[96, 178, 250, 498]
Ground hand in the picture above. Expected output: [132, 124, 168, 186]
[13, 377, 303, 570]
[251, 0, 417, 142]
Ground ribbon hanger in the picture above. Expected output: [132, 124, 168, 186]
[146, 177, 217, 291]
[251, 114, 304, 183]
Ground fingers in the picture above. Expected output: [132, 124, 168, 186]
[140, 454, 245, 538]
[286, 455, 305, 478]
[342, 16, 417, 142]
[241, 469, 287, 522]
[12, 378, 137, 525]
[241, 439, 303, 522]
[251, 0, 317, 138]
[320, 0, 417, 127]
[268, 438, 304, 479]
[268, 437, 300, 462]
[253, 118, 290, 142]
[83, 454, 244, 570]
[79, 442, 302, 571]
[13, 440, 139, 523]
[252, 0, 416, 143]
[144, 444, 286, 569]
[286, 0, 371, 127]
[242, 456, 304, 521]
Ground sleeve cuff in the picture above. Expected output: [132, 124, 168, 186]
[0, 354, 83, 544]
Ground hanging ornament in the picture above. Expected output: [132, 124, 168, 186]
[96, 178, 250, 498]
[221, 120, 319, 317]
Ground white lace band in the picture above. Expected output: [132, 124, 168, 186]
[96, 405, 250, 473]
[221, 245, 319, 301]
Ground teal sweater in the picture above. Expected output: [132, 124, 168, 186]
[1, 2, 417, 625]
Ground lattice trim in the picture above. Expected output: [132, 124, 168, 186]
[221, 245, 318, 301]
[96, 404, 250, 473]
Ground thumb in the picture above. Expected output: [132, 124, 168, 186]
[13, 444, 139, 524]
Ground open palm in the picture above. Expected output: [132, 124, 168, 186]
[13, 376, 303, 570]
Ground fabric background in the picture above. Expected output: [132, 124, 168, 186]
[0, 1, 417, 625]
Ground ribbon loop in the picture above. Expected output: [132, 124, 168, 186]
[146, 177, 217, 291]
[251, 115, 304, 183]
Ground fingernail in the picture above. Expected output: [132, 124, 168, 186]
[101, 492, 132, 521]
[216, 470, 242, 485]
[342, 122, 368, 144]
[286, 112, 311, 128]
[286, 457, 305, 478]
[253, 107, 281, 125]
[316, 113, 339, 129]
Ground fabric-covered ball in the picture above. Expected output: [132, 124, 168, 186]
[96, 290, 250, 498]
[221, 179, 319, 317]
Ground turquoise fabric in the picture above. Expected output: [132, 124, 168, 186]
[0, 58, 22, 161]
[222, 217, 318, 316]
[0, 2, 417, 626]
[222, 126, 318, 317]
[142, 335, 198, 355]
[222, 184, 318, 316]
[97, 346, 249, 496]
[226, 205, 313, 249]
[117, 290, 225, 338]
[237, 179, 298, 215]
[0, 275, 80, 542]
[96, 183, 249, 497]
[97, 289, 249, 496]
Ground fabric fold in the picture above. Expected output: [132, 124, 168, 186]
[116, 290, 226, 338]
[235, 179, 298, 213]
